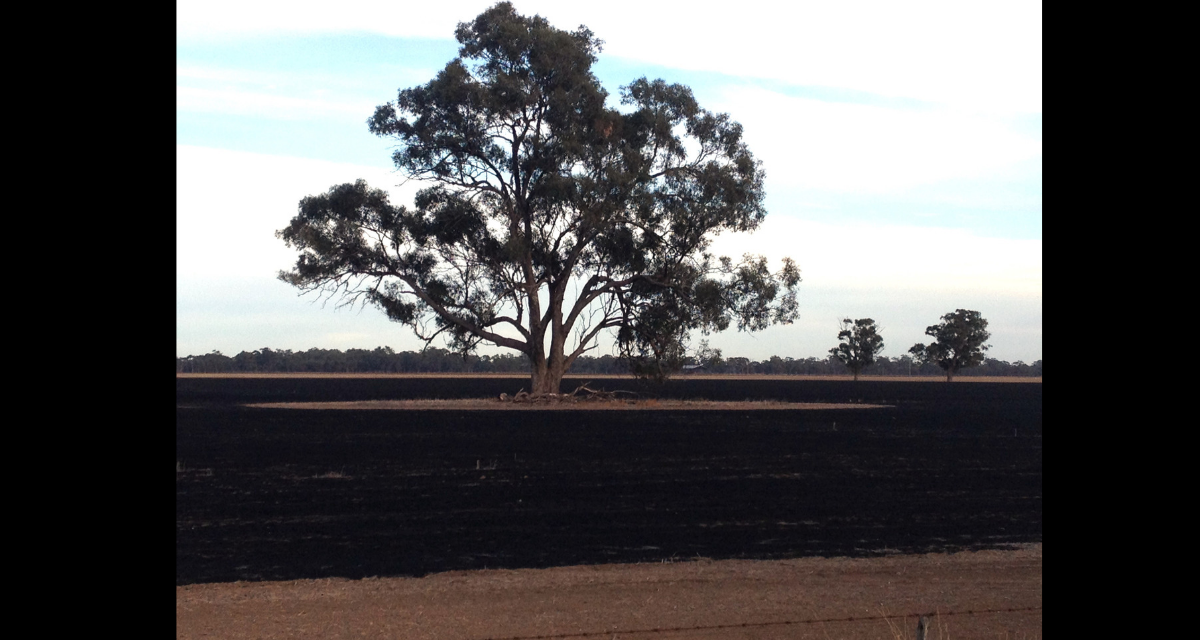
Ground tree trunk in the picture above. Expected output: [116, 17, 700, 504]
[529, 345, 549, 395]
[529, 351, 567, 395]
[525, 287, 573, 396]
[547, 355, 566, 394]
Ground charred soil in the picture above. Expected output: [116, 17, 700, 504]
[177, 377, 1041, 586]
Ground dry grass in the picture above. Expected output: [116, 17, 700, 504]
[177, 545, 1042, 640]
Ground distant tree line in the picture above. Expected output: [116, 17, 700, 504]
[176, 346, 1041, 377]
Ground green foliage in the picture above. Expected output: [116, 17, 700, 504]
[277, 3, 799, 392]
[908, 309, 991, 381]
[829, 318, 885, 380]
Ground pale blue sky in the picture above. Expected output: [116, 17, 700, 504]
[177, 0, 1042, 363]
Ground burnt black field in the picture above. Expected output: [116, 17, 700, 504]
[176, 377, 1041, 585]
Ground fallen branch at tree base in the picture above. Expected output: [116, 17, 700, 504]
[499, 382, 641, 404]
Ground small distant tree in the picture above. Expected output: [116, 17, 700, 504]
[829, 318, 884, 380]
[693, 339, 724, 370]
[725, 356, 751, 375]
[908, 309, 991, 381]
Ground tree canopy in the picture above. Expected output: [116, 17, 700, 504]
[908, 309, 991, 381]
[277, 2, 799, 394]
[829, 318, 884, 380]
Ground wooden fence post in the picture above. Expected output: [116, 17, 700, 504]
[916, 615, 930, 640]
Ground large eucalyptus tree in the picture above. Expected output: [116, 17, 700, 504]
[278, 2, 800, 394]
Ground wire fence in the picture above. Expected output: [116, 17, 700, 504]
[478, 606, 1043, 640]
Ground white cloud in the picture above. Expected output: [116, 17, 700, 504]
[176, 0, 479, 40]
[177, 65, 278, 84]
[176, 145, 420, 279]
[177, 145, 438, 356]
[708, 216, 1041, 298]
[712, 86, 1042, 193]
[176, 86, 375, 120]
[177, 0, 1041, 114]
[576, 1, 1042, 114]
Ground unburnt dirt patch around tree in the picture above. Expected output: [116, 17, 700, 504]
[176, 374, 1041, 406]
[245, 378, 891, 411]
[177, 377, 1040, 586]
